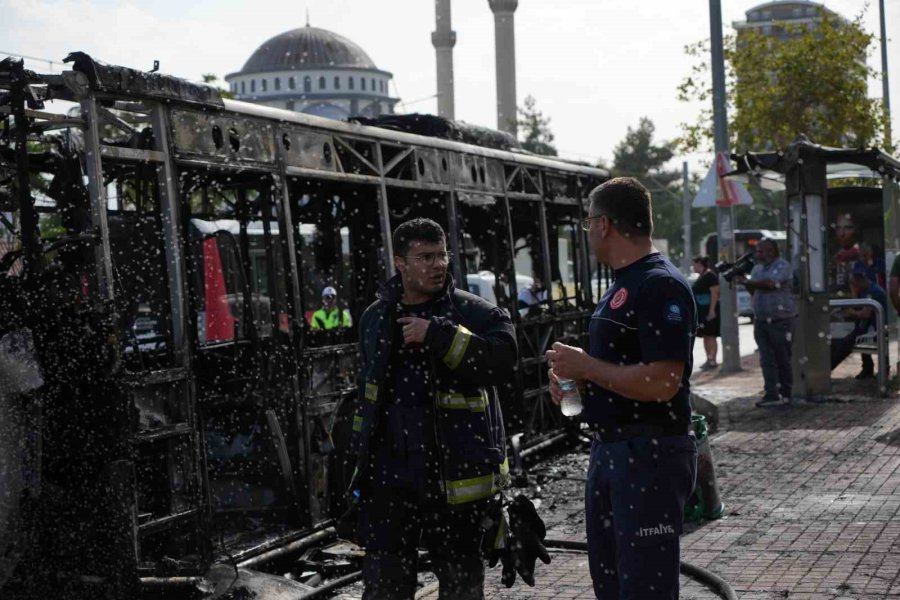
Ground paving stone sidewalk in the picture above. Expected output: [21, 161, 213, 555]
[353, 351, 900, 600]
[681, 353, 900, 599]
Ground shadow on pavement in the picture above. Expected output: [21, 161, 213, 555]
[721, 394, 896, 434]
[694, 349, 898, 434]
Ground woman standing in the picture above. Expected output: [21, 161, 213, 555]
[692, 256, 720, 370]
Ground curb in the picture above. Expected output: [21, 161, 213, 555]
[690, 388, 761, 433]
[690, 390, 719, 431]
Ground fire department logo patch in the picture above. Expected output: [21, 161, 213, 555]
[610, 288, 628, 310]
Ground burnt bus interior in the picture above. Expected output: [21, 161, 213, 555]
[0, 54, 607, 597]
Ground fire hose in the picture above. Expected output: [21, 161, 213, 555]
[281, 540, 737, 600]
[145, 532, 736, 599]
[542, 539, 737, 600]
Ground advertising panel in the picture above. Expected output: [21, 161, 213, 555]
[827, 187, 886, 294]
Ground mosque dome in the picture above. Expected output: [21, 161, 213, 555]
[225, 23, 399, 120]
[241, 26, 378, 74]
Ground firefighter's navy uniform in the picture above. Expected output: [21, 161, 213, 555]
[584, 253, 698, 599]
[351, 273, 516, 600]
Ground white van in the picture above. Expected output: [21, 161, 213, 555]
[466, 270, 534, 310]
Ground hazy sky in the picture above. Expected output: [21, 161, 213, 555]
[3, 0, 897, 168]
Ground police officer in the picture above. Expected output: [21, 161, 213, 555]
[310, 286, 352, 330]
[349, 218, 518, 600]
[546, 177, 698, 599]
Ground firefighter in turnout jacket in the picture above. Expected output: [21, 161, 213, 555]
[349, 218, 517, 600]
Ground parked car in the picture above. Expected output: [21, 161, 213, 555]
[736, 285, 753, 319]
[466, 270, 534, 313]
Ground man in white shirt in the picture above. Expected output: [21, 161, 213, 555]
[517, 273, 547, 309]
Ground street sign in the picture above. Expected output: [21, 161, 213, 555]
[693, 152, 753, 208]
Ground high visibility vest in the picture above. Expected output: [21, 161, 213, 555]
[310, 308, 352, 330]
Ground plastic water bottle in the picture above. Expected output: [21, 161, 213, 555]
[558, 378, 583, 417]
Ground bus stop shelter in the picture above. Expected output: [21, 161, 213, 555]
[727, 135, 900, 399]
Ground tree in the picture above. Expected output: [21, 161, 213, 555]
[607, 118, 789, 265]
[202, 73, 235, 100]
[608, 118, 692, 260]
[677, 9, 885, 154]
[517, 95, 557, 156]
[612, 118, 679, 185]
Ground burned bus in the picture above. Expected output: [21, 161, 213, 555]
[0, 53, 607, 596]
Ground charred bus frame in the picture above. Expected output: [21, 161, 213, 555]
[0, 54, 607, 596]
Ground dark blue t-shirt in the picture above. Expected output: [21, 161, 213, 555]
[858, 283, 887, 331]
[584, 253, 696, 431]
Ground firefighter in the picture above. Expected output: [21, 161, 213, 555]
[546, 178, 698, 599]
[347, 217, 538, 600]
[310, 286, 352, 330]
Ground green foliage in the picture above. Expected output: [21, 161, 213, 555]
[202, 73, 235, 100]
[676, 37, 719, 154]
[609, 118, 687, 260]
[612, 118, 679, 185]
[678, 8, 885, 154]
[38, 212, 65, 241]
[606, 118, 787, 262]
[517, 95, 557, 156]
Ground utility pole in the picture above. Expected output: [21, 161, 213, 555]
[709, 0, 741, 372]
[880, 0, 892, 150]
[682, 161, 692, 274]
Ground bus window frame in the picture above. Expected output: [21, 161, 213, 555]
[454, 191, 516, 314]
[508, 196, 552, 319]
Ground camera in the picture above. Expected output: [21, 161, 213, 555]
[716, 252, 755, 283]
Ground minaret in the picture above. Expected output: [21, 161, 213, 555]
[432, 0, 457, 119]
[488, 0, 518, 135]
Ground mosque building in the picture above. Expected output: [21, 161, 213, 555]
[225, 20, 399, 120]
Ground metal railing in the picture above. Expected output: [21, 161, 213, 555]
[829, 298, 888, 396]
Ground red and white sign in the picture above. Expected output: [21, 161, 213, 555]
[693, 152, 753, 208]
[610, 288, 628, 310]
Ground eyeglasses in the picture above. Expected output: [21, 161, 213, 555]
[397, 251, 452, 266]
[580, 215, 606, 232]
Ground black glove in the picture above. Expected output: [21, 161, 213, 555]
[482, 495, 551, 588]
[480, 498, 518, 587]
[505, 494, 551, 586]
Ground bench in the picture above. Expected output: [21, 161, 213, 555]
[829, 298, 888, 396]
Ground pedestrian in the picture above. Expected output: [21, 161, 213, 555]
[832, 213, 861, 291]
[857, 243, 886, 289]
[734, 238, 797, 407]
[691, 256, 720, 370]
[347, 217, 526, 600]
[309, 286, 352, 330]
[890, 253, 900, 316]
[517, 272, 548, 310]
[830, 270, 887, 379]
[545, 177, 698, 599]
